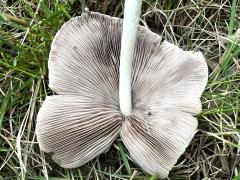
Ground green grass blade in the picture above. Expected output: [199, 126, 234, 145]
[118, 142, 131, 175]
[0, 88, 11, 130]
[228, 0, 238, 36]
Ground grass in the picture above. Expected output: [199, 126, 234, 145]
[0, 0, 240, 179]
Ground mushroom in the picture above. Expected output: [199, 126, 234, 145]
[36, 6, 208, 180]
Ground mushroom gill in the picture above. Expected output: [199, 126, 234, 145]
[36, 11, 208, 179]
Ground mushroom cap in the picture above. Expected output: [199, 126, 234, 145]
[36, 12, 208, 179]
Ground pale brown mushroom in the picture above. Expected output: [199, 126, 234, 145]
[36, 11, 208, 178]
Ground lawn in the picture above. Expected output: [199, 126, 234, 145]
[0, 0, 240, 179]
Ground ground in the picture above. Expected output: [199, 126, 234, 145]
[0, 0, 240, 179]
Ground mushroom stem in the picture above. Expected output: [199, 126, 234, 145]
[119, 0, 142, 116]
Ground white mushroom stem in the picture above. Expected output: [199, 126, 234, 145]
[119, 0, 142, 116]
